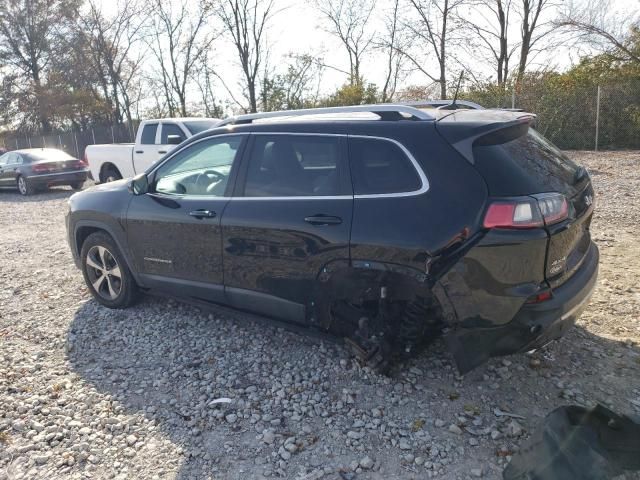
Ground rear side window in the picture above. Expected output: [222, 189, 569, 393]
[473, 128, 581, 196]
[161, 123, 186, 144]
[243, 135, 343, 197]
[349, 137, 421, 195]
[141, 123, 158, 145]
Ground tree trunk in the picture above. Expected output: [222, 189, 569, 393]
[32, 68, 51, 133]
[248, 79, 257, 113]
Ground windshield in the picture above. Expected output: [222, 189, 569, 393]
[183, 120, 219, 135]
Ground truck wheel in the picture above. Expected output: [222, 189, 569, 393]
[80, 232, 138, 308]
[101, 167, 122, 183]
[17, 175, 36, 196]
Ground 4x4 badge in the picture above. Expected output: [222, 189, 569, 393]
[584, 194, 593, 206]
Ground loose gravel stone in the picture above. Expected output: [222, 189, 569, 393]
[359, 456, 374, 469]
[448, 424, 463, 435]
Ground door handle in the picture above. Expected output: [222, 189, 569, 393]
[189, 209, 217, 219]
[304, 215, 342, 226]
[158, 150, 167, 154]
[135, 150, 144, 154]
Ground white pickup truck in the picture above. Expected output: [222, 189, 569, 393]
[86, 118, 220, 183]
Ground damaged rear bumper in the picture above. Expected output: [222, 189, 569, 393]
[447, 242, 599, 373]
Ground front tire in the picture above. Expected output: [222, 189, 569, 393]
[80, 232, 138, 308]
[17, 175, 36, 196]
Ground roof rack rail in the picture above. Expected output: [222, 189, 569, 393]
[217, 104, 435, 126]
[398, 99, 484, 110]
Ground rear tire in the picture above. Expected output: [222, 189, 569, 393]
[101, 166, 122, 183]
[80, 232, 138, 308]
[70, 181, 84, 190]
[17, 175, 36, 196]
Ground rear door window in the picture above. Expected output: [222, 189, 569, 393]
[348, 137, 422, 195]
[160, 123, 186, 144]
[141, 123, 159, 145]
[243, 135, 346, 197]
[4, 153, 19, 165]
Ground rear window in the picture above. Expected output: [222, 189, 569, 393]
[349, 137, 421, 195]
[244, 135, 343, 197]
[183, 120, 218, 135]
[473, 128, 581, 196]
[160, 123, 186, 144]
[140, 123, 158, 144]
[23, 150, 74, 162]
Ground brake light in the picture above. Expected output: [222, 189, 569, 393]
[73, 159, 88, 168]
[483, 193, 568, 229]
[32, 163, 51, 173]
[526, 290, 553, 303]
[483, 199, 543, 229]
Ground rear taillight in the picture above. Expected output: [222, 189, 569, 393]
[32, 163, 51, 173]
[73, 159, 88, 168]
[483, 198, 543, 229]
[526, 290, 553, 303]
[534, 193, 568, 225]
[483, 193, 568, 229]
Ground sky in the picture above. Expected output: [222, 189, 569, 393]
[96, 0, 633, 113]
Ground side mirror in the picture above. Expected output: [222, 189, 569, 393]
[167, 135, 183, 145]
[128, 173, 149, 195]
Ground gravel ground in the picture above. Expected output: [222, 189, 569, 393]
[1, 150, 639, 480]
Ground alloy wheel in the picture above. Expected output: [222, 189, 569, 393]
[17, 177, 27, 195]
[85, 245, 122, 300]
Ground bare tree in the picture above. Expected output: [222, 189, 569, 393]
[557, 0, 640, 65]
[0, 0, 80, 132]
[147, 0, 217, 117]
[516, 0, 558, 83]
[400, 0, 467, 99]
[377, 0, 406, 102]
[195, 57, 225, 118]
[215, 0, 276, 113]
[312, 0, 376, 86]
[463, 0, 517, 87]
[79, 0, 145, 126]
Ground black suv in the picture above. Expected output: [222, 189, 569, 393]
[66, 103, 598, 373]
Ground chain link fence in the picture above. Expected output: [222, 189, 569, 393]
[2, 80, 639, 154]
[464, 78, 640, 151]
[1, 122, 138, 158]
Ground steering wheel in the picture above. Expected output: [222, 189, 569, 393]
[195, 170, 225, 193]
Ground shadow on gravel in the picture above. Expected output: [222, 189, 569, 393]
[0, 187, 76, 202]
[67, 296, 640, 480]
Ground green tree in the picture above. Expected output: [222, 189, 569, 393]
[0, 0, 81, 132]
[324, 81, 379, 107]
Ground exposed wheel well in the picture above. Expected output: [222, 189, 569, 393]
[75, 226, 106, 255]
[99, 163, 122, 183]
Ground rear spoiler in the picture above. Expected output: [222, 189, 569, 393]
[437, 113, 536, 163]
